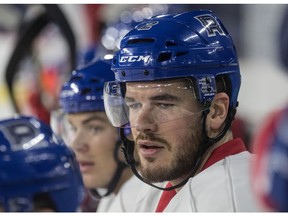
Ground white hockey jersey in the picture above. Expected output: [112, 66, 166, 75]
[133, 138, 263, 212]
[96, 175, 145, 212]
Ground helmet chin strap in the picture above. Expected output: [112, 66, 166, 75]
[201, 102, 237, 146]
[89, 140, 127, 199]
[120, 102, 237, 191]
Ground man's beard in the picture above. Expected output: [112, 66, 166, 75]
[134, 121, 202, 183]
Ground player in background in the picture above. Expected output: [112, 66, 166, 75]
[58, 58, 143, 212]
[251, 107, 288, 212]
[251, 6, 288, 212]
[0, 115, 84, 212]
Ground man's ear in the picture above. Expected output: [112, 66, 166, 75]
[206, 92, 229, 130]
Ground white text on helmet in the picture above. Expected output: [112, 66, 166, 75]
[119, 55, 151, 63]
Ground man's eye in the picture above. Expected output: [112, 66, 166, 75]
[128, 103, 142, 110]
[88, 126, 104, 134]
[157, 103, 174, 109]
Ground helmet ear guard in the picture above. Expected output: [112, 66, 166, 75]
[193, 75, 217, 104]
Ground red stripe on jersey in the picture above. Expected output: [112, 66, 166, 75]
[155, 138, 247, 212]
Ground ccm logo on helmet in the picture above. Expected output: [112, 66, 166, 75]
[194, 14, 225, 37]
[119, 55, 151, 63]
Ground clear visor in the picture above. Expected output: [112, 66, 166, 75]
[104, 78, 204, 132]
[50, 109, 74, 146]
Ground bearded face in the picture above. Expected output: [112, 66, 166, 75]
[125, 78, 203, 183]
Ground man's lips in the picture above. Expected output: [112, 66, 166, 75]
[137, 140, 164, 157]
[78, 161, 95, 173]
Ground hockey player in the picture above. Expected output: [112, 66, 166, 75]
[58, 58, 142, 212]
[252, 107, 288, 212]
[103, 9, 262, 212]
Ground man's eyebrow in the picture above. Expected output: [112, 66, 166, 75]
[149, 94, 180, 101]
[82, 115, 106, 124]
[67, 115, 107, 128]
[125, 94, 180, 102]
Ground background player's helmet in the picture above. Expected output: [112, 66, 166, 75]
[104, 9, 240, 128]
[59, 58, 115, 114]
[0, 116, 84, 212]
[252, 108, 288, 212]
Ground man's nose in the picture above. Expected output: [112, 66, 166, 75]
[134, 106, 157, 133]
[71, 131, 89, 153]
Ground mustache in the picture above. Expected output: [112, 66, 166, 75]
[135, 133, 170, 150]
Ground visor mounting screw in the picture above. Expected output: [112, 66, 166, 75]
[143, 70, 149, 76]
[121, 71, 126, 76]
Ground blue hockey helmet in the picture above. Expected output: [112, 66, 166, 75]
[104, 9, 240, 128]
[0, 115, 84, 212]
[59, 58, 115, 114]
